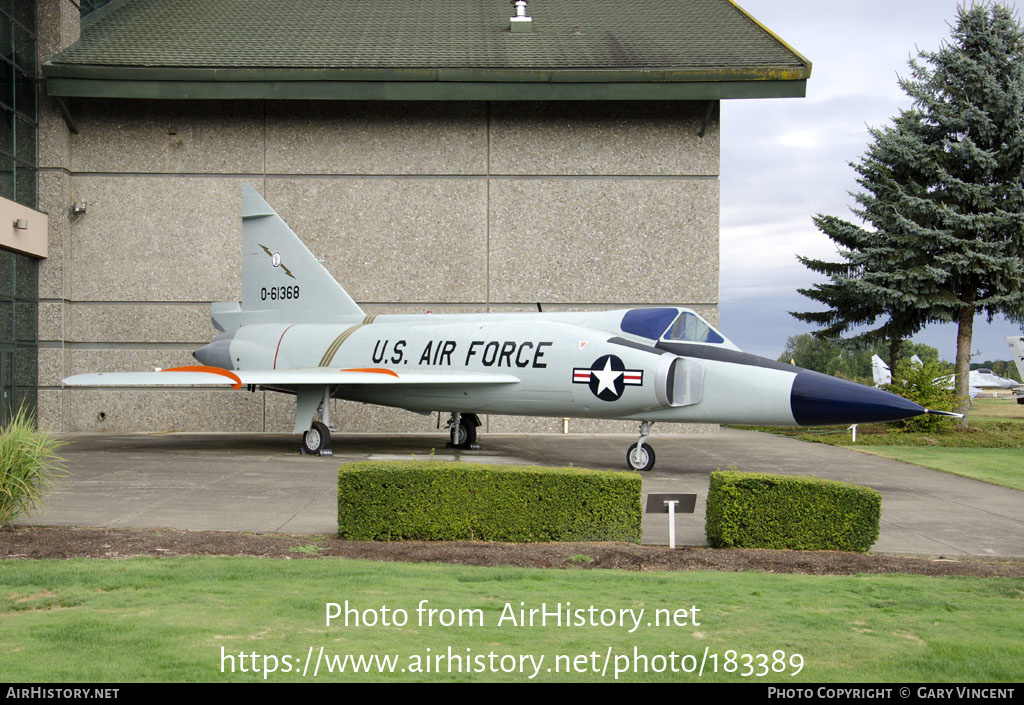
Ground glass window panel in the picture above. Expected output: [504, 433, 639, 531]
[13, 252, 36, 299]
[0, 20, 12, 59]
[13, 25, 34, 76]
[15, 163, 34, 207]
[0, 246, 13, 297]
[15, 114, 34, 164]
[81, 0, 115, 19]
[0, 2, 14, 21]
[12, 1, 34, 33]
[0, 109, 12, 154]
[14, 66, 35, 118]
[0, 152, 13, 201]
[14, 301, 35, 342]
[1, 60, 12, 113]
[0, 301, 12, 342]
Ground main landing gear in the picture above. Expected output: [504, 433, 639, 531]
[446, 412, 480, 450]
[300, 386, 334, 456]
[626, 421, 655, 472]
[302, 420, 332, 456]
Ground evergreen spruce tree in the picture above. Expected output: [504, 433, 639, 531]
[792, 113, 941, 371]
[795, 4, 1024, 424]
[899, 3, 1024, 422]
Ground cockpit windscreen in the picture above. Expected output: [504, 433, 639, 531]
[662, 311, 724, 344]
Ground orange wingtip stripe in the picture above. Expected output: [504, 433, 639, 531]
[163, 365, 243, 389]
[339, 367, 400, 378]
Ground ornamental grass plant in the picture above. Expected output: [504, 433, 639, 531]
[0, 407, 67, 526]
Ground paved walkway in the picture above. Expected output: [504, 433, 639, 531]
[19, 429, 1024, 556]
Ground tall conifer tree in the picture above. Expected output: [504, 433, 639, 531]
[793, 113, 940, 370]
[795, 4, 1024, 423]
[900, 3, 1024, 421]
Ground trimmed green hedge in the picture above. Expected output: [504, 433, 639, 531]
[705, 471, 881, 552]
[338, 461, 641, 542]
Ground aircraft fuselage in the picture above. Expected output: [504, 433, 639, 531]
[195, 310, 922, 428]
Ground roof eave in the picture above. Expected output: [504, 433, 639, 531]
[44, 64, 810, 100]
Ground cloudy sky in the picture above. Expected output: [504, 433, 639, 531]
[719, 0, 1024, 362]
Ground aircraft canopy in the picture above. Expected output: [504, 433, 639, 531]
[620, 308, 725, 344]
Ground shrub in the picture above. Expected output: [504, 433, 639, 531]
[882, 358, 960, 433]
[705, 470, 880, 552]
[338, 461, 641, 542]
[0, 408, 67, 526]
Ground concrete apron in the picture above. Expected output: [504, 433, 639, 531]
[17, 429, 1024, 556]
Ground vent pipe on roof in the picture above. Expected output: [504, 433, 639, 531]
[510, 0, 532, 33]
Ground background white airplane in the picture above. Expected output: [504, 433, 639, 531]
[63, 185, 949, 470]
[1004, 336, 1024, 404]
[872, 353, 1023, 399]
[871, 354, 922, 388]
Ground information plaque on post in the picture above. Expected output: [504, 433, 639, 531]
[645, 493, 697, 549]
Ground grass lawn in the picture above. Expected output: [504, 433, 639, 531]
[854, 447, 1024, 491]
[1, 557, 1022, 683]
[968, 397, 1024, 420]
[734, 400, 1024, 491]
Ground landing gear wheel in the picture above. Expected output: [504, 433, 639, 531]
[301, 421, 332, 456]
[626, 442, 655, 472]
[449, 417, 477, 449]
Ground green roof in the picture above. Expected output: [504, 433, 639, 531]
[45, 0, 811, 101]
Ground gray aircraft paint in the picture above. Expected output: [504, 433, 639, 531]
[1008, 337, 1024, 384]
[63, 184, 934, 464]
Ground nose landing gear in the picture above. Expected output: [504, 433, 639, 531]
[626, 421, 655, 471]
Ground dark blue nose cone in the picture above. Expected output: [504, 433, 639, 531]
[791, 370, 925, 426]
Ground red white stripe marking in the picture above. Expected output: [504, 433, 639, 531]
[572, 368, 643, 385]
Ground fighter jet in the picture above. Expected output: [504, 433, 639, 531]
[933, 365, 1021, 399]
[62, 185, 954, 471]
[875, 348, 1023, 399]
[870, 354, 922, 388]
[1008, 336, 1024, 404]
[961, 368, 1024, 395]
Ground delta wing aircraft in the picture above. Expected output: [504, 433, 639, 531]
[63, 185, 951, 471]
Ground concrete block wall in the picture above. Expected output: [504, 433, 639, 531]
[36, 94, 721, 437]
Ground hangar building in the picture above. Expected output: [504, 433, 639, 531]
[2, 0, 810, 435]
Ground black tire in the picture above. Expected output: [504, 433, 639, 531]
[626, 442, 655, 472]
[301, 421, 331, 455]
[449, 417, 477, 449]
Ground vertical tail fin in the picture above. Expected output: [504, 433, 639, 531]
[218, 184, 364, 328]
[1007, 336, 1024, 383]
[871, 354, 891, 387]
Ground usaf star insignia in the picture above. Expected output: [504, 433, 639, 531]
[572, 354, 643, 401]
